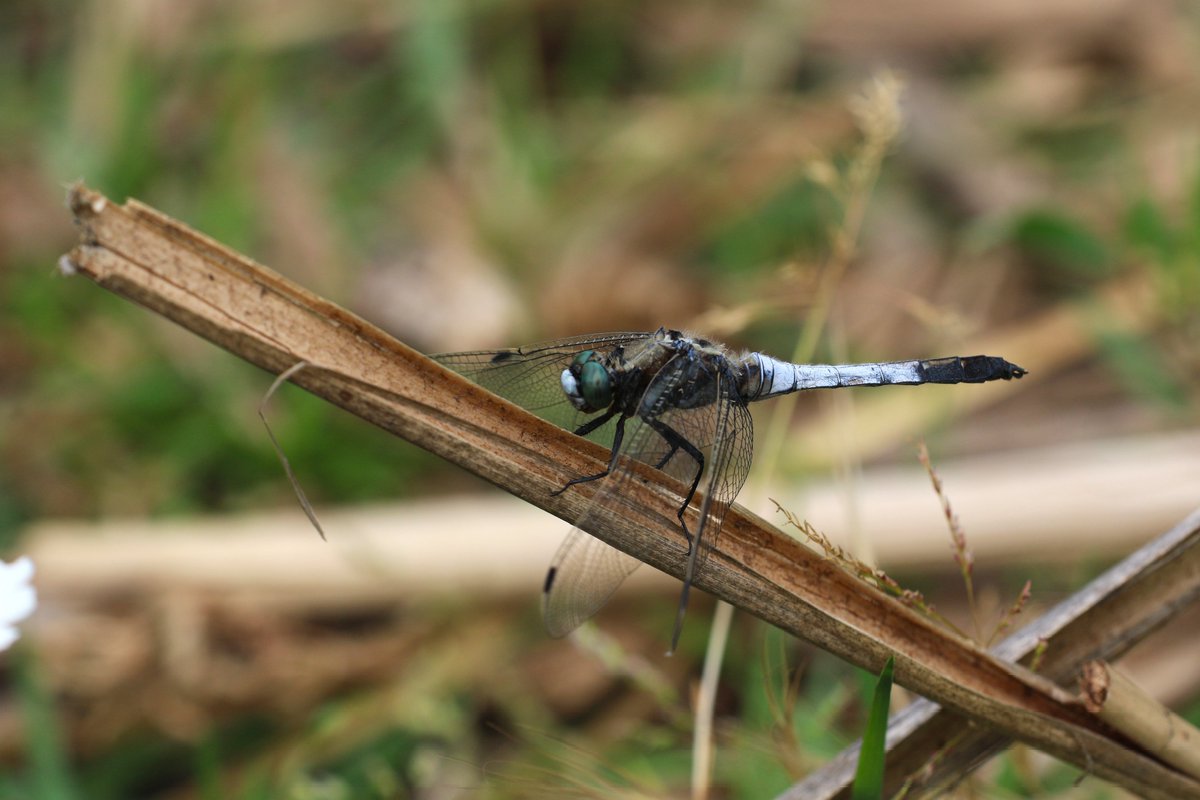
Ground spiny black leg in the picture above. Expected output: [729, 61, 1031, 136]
[646, 418, 705, 548]
[551, 413, 627, 497]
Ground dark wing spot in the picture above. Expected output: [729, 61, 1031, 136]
[490, 350, 521, 364]
[543, 566, 557, 593]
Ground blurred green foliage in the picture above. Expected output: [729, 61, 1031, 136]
[701, 175, 840, 275]
[1008, 208, 1112, 284]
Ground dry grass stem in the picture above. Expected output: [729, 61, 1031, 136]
[918, 442, 981, 640]
[1080, 661, 1200, 781]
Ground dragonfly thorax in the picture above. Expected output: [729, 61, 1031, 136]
[561, 349, 614, 412]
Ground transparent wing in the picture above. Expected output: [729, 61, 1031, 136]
[434, 332, 655, 637]
[665, 373, 754, 648]
[656, 375, 754, 584]
[541, 354, 755, 643]
[596, 357, 754, 578]
[542, 527, 643, 637]
[432, 332, 650, 441]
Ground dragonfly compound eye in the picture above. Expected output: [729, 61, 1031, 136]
[579, 361, 613, 410]
[560, 350, 612, 411]
[561, 350, 596, 410]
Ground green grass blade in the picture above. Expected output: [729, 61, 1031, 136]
[14, 648, 78, 800]
[851, 656, 894, 800]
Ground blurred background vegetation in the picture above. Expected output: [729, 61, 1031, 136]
[2, 0, 1200, 797]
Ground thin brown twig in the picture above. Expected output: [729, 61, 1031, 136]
[258, 360, 325, 540]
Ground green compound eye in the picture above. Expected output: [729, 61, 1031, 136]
[579, 360, 612, 409]
[572, 350, 596, 368]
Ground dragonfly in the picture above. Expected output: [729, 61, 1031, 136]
[434, 327, 1025, 651]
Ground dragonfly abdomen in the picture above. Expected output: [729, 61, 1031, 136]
[745, 353, 1026, 399]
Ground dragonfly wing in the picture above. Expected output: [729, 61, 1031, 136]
[435, 332, 755, 645]
[665, 379, 753, 648]
[434, 332, 654, 637]
[540, 354, 755, 643]
[621, 357, 755, 574]
[542, 527, 642, 637]
[535, 353, 692, 638]
[432, 332, 651, 436]
[662, 379, 754, 582]
[615, 358, 755, 648]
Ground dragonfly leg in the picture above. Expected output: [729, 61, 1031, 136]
[572, 406, 618, 438]
[645, 418, 705, 550]
[551, 413, 627, 496]
[653, 442, 680, 469]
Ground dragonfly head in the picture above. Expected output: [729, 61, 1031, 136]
[561, 350, 613, 412]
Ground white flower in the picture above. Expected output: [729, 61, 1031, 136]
[0, 556, 36, 651]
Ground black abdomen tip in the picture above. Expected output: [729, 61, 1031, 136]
[959, 355, 1027, 382]
[919, 355, 1028, 383]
